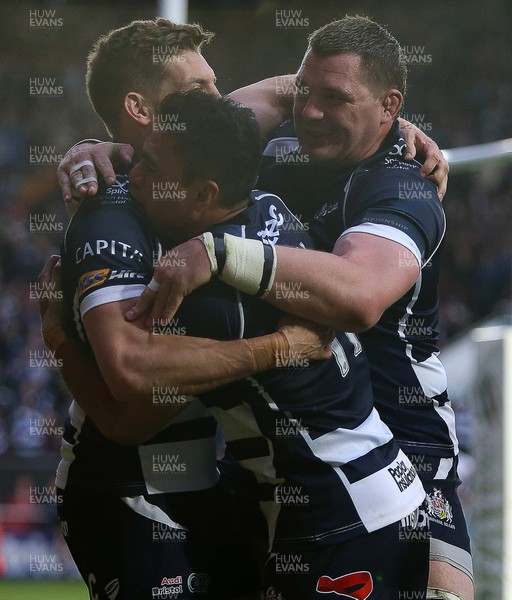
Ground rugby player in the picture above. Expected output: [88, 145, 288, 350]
[121, 16, 473, 600]
[40, 20, 332, 600]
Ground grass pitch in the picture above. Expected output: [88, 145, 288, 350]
[0, 580, 88, 600]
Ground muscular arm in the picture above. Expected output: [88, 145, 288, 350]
[52, 336, 184, 445]
[44, 302, 293, 444]
[52, 329, 284, 445]
[265, 233, 420, 332]
[126, 232, 420, 334]
[38, 253, 298, 443]
[82, 298, 286, 402]
[229, 75, 295, 138]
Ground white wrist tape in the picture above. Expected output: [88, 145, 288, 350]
[198, 232, 277, 297]
[222, 233, 275, 296]
[198, 232, 218, 274]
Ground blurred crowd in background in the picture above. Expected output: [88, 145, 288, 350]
[0, 0, 510, 577]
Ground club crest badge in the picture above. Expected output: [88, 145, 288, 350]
[426, 487, 453, 524]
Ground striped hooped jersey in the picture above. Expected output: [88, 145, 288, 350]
[259, 119, 458, 460]
[176, 192, 425, 548]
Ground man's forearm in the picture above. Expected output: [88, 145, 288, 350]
[52, 337, 186, 444]
[50, 330, 286, 443]
[110, 330, 288, 401]
[80, 298, 290, 402]
[266, 245, 372, 331]
[265, 237, 419, 331]
[229, 75, 294, 138]
[206, 233, 419, 333]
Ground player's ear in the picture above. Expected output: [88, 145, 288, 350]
[195, 180, 219, 211]
[381, 89, 403, 124]
[124, 92, 153, 126]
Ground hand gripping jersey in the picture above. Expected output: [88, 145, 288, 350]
[165, 191, 425, 549]
[58, 173, 220, 496]
[258, 120, 458, 462]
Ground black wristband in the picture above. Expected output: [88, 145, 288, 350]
[257, 243, 275, 297]
[213, 234, 227, 275]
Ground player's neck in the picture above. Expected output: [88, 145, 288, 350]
[111, 124, 147, 162]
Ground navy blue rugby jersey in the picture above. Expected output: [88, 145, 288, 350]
[258, 120, 458, 460]
[170, 191, 425, 548]
[58, 173, 219, 496]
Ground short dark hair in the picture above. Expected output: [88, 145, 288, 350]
[156, 90, 264, 208]
[307, 15, 407, 97]
[86, 19, 214, 134]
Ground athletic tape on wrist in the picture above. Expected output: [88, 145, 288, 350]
[220, 233, 277, 297]
[197, 232, 277, 297]
[197, 232, 218, 274]
[248, 331, 289, 372]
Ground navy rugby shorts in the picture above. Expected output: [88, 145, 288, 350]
[264, 505, 430, 600]
[57, 483, 261, 599]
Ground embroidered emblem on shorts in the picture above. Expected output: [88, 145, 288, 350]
[426, 487, 453, 526]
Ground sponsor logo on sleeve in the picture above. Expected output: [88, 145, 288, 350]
[388, 459, 417, 492]
[78, 269, 110, 297]
[108, 270, 145, 281]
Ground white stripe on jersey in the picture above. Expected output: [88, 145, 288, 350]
[304, 408, 394, 467]
[334, 449, 425, 532]
[240, 378, 424, 535]
[80, 284, 146, 317]
[209, 400, 285, 551]
[140, 434, 220, 495]
[139, 398, 220, 494]
[121, 495, 188, 530]
[399, 275, 459, 455]
[211, 404, 263, 442]
[434, 457, 454, 480]
[339, 222, 422, 266]
[55, 400, 85, 489]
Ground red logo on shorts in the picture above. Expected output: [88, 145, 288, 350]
[316, 571, 373, 598]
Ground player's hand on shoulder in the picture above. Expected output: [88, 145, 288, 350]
[57, 140, 134, 205]
[125, 238, 212, 329]
[277, 315, 334, 363]
[398, 117, 449, 201]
